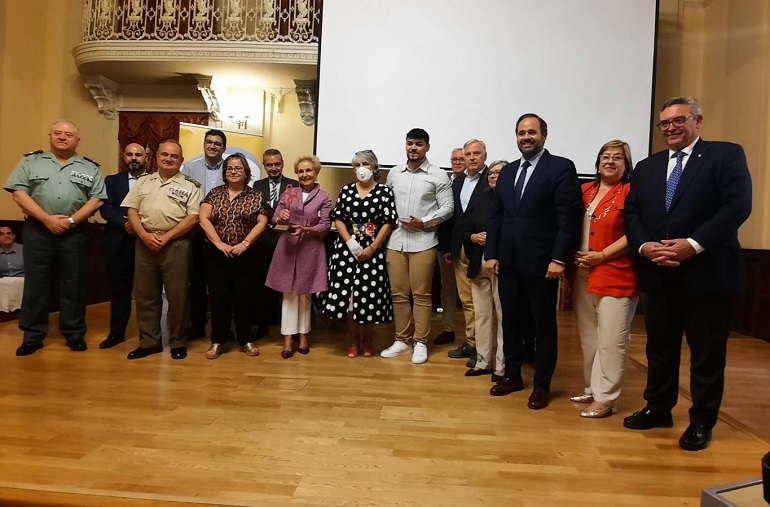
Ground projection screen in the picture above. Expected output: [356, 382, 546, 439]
[315, 0, 658, 175]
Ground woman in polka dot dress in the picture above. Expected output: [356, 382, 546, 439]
[323, 150, 397, 357]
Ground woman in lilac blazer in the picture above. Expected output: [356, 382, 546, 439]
[265, 155, 332, 358]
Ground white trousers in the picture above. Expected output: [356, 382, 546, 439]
[281, 293, 312, 335]
[573, 268, 638, 403]
[470, 263, 505, 371]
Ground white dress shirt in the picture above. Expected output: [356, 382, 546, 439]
[386, 159, 454, 253]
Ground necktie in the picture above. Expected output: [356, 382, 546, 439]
[270, 181, 278, 208]
[665, 151, 685, 211]
[514, 161, 531, 200]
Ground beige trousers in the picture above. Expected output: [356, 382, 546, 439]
[387, 248, 437, 344]
[452, 246, 475, 347]
[573, 268, 638, 403]
[471, 262, 505, 371]
[281, 293, 312, 335]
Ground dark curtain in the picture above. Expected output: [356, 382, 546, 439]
[117, 112, 209, 172]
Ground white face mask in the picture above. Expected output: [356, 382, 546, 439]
[355, 166, 374, 182]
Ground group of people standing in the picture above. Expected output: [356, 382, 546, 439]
[3, 95, 752, 452]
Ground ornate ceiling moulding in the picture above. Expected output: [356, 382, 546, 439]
[83, 75, 119, 119]
[72, 41, 318, 67]
[294, 79, 317, 126]
[195, 75, 221, 121]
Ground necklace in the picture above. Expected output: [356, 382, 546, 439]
[585, 184, 619, 222]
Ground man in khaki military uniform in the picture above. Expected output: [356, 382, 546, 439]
[4, 120, 106, 356]
[122, 140, 201, 360]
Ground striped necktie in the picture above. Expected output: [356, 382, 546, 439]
[270, 181, 278, 208]
[665, 151, 685, 211]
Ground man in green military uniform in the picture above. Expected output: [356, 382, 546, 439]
[4, 120, 106, 356]
[122, 140, 201, 360]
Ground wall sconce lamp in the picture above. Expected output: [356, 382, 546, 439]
[229, 115, 250, 129]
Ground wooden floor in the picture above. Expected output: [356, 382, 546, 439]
[0, 304, 767, 507]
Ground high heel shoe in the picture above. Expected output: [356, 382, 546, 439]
[570, 393, 594, 403]
[362, 336, 374, 357]
[297, 335, 309, 355]
[205, 343, 224, 359]
[347, 346, 360, 358]
[281, 349, 294, 359]
[241, 342, 260, 357]
[580, 402, 617, 418]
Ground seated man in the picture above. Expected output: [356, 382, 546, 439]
[0, 225, 24, 277]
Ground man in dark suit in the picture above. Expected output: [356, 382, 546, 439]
[623, 96, 752, 451]
[443, 139, 489, 367]
[98, 143, 147, 349]
[252, 149, 298, 338]
[485, 114, 582, 409]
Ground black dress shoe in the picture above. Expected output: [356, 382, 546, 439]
[679, 423, 712, 451]
[170, 347, 187, 360]
[16, 342, 42, 356]
[448, 343, 475, 359]
[433, 330, 456, 345]
[527, 387, 550, 410]
[623, 407, 674, 430]
[99, 335, 125, 349]
[127, 346, 163, 360]
[491, 373, 505, 383]
[465, 367, 493, 377]
[490, 377, 524, 396]
[68, 339, 88, 352]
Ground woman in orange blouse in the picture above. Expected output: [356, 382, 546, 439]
[199, 153, 269, 359]
[571, 140, 638, 418]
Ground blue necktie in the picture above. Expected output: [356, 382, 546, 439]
[665, 151, 685, 211]
[514, 161, 531, 201]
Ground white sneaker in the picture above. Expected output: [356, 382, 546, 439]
[412, 343, 428, 364]
[380, 340, 411, 358]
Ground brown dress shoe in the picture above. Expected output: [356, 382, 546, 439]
[489, 377, 524, 396]
[527, 387, 550, 410]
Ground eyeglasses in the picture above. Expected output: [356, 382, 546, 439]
[226, 167, 245, 173]
[451, 157, 464, 163]
[599, 154, 625, 163]
[656, 115, 696, 130]
[204, 140, 224, 147]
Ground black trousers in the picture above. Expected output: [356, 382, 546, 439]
[106, 237, 135, 339]
[641, 287, 733, 428]
[20, 219, 89, 345]
[204, 243, 258, 345]
[498, 272, 558, 389]
[189, 229, 208, 331]
[254, 228, 281, 327]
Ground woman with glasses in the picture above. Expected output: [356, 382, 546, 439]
[198, 153, 268, 359]
[323, 150, 397, 357]
[266, 155, 332, 358]
[570, 141, 638, 418]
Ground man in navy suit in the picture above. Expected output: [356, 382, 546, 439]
[623, 96, 752, 451]
[485, 114, 582, 409]
[252, 149, 299, 338]
[98, 143, 147, 349]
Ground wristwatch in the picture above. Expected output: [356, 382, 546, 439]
[68, 216, 76, 228]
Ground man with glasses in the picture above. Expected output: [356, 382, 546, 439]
[252, 149, 298, 338]
[623, 96, 752, 451]
[182, 129, 228, 339]
[434, 148, 466, 346]
[4, 120, 106, 356]
[122, 140, 201, 360]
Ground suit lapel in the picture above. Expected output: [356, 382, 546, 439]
[518, 152, 548, 209]
[465, 166, 488, 215]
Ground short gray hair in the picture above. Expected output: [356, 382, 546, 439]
[463, 139, 487, 155]
[352, 150, 381, 181]
[660, 96, 702, 117]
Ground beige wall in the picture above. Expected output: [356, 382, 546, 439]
[654, 0, 770, 249]
[0, 0, 118, 220]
